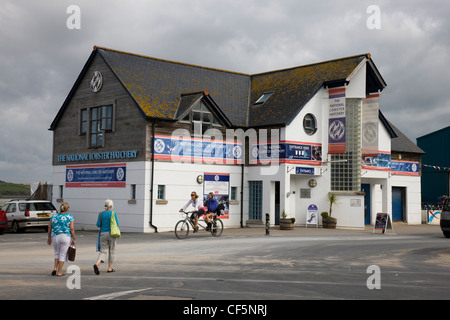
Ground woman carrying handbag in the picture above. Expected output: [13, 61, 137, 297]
[47, 202, 75, 277]
[94, 199, 119, 275]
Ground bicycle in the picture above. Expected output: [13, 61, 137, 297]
[175, 211, 223, 239]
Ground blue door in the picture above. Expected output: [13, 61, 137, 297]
[392, 187, 404, 221]
[361, 184, 371, 224]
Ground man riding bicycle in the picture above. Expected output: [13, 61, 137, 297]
[205, 192, 219, 231]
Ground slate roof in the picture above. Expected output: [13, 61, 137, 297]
[97, 47, 250, 127]
[50, 47, 387, 130]
[249, 54, 376, 127]
[389, 121, 425, 154]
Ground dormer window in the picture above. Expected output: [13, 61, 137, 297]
[179, 101, 222, 135]
[254, 92, 274, 105]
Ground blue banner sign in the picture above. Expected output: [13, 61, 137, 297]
[362, 153, 419, 176]
[295, 167, 315, 175]
[251, 141, 322, 165]
[66, 163, 126, 187]
[391, 160, 419, 176]
[152, 135, 242, 164]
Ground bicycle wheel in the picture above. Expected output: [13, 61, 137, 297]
[210, 218, 223, 237]
[175, 220, 190, 239]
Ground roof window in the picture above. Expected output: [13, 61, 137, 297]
[254, 92, 274, 105]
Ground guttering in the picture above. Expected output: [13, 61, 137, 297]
[149, 120, 158, 233]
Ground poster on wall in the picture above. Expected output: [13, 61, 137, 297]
[328, 87, 346, 154]
[203, 173, 230, 219]
[65, 163, 126, 187]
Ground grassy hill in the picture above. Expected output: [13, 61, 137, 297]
[0, 181, 30, 197]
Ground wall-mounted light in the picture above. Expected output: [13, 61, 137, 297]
[196, 175, 204, 184]
[309, 179, 317, 188]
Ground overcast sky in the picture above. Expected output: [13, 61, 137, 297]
[0, 0, 449, 184]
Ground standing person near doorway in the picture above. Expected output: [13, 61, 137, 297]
[94, 199, 119, 275]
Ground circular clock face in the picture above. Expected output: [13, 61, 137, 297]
[90, 71, 103, 93]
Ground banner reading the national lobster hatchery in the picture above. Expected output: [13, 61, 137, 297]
[328, 87, 346, 154]
[362, 94, 380, 157]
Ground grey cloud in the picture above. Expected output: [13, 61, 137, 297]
[0, 0, 448, 183]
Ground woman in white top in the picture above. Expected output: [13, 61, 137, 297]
[180, 191, 204, 233]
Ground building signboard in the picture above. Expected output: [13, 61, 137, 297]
[152, 135, 242, 164]
[328, 87, 346, 154]
[362, 94, 380, 157]
[203, 173, 230, 219]
[65, 163, 126, 188]
[250, 141, 322, 165]
[362, 153, 419, 176]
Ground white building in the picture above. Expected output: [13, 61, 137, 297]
[50, 47, 423, 232]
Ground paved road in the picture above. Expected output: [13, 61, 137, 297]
[0, 224, 449, 304]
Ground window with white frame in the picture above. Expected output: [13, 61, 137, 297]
[180, 102, 221, 136]
[130, 184, 136, 200]
[231, 186, 237, 201]
[157, 185, 165, 200]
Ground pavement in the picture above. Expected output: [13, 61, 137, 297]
[156, 222, 443, 239]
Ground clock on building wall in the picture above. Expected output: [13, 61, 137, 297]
[90, 71, 103, 93]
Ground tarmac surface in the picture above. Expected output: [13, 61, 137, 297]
[0, 222, 448, 304]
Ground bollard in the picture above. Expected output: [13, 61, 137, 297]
[265, 213, 270, 236]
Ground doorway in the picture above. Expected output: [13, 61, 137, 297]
[275, 181, 280, 225]
[361, 184, 371, 225]
[392, 187, 405, 221]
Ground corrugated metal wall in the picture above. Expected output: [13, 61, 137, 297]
[417, 126, 450, 204]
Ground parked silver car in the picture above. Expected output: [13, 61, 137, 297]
[440, 198, 450, 238]
[3, 200, 57, 233]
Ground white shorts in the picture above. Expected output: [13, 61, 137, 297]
[52, 233, 71, 261]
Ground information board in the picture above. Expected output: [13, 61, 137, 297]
[203, 173, 230, 219]
[373, 213, 394, 234]
[306, 204, 319, 228]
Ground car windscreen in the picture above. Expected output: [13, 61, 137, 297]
[443, 199, 450, 212]
[30, 202, 56, 211]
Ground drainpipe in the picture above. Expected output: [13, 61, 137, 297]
[149, 120, 158, 233]
[240, 163, 244, 228]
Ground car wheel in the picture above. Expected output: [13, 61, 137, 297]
[443, 231, 450, 238]
[12, 221, 22, 233]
